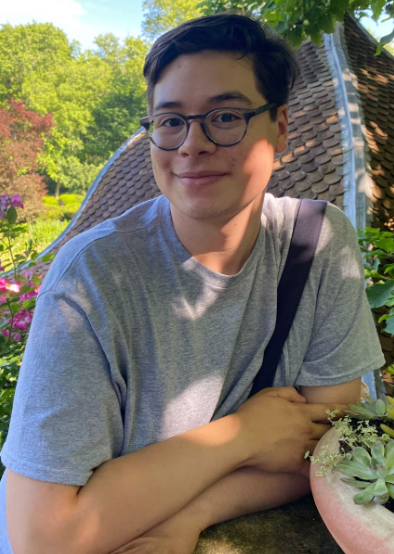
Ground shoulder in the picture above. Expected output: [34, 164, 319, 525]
[39, 196, 166, 294]
[263, 193, 355, 243]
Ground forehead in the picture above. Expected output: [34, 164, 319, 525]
[152, 51, 263, 112]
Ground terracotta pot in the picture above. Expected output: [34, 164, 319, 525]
[310, 427, 394, 554]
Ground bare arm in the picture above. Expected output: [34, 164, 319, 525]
[105, 378, 363, 554]
[299, 377, 363, 405]
[8, 414, 247, 554]
[191, 467, 310, 530]
[7, 387, 344, 554]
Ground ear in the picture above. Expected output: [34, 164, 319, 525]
[275, 105, 288, 154]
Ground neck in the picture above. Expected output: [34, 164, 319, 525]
[170, 197, 265, 275]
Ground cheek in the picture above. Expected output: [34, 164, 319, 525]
[150, 147, 172, 184]
[241, 139, 275, 184]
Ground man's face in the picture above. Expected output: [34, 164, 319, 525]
[150, 50, 288, 224]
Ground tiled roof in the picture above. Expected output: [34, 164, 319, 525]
[343, 14, 394, 368]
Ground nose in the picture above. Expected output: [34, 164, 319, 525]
[178, 119, 217, 156]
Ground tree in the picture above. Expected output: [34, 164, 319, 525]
[142, 0, 203, 40]
[84, 36, 150, 167]
[0, 23, 151, 196]
[0, 99, 53, 220]
[198, 0, 394, 52]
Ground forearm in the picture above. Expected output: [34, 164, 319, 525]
[56, 414, 249, 554]
[189, 466, 311, 530]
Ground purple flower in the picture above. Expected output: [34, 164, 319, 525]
[11, 194, 24, 209]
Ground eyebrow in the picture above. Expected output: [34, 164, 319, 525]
[153, 91, 254, 113]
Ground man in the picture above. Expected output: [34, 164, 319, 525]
[0, 12, 384, 554]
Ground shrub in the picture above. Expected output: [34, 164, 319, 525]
[58, 193, 84, 206]
[41, 194, 83, 221]
[0, 195, 54, 478]
[42, 196, 58, 207]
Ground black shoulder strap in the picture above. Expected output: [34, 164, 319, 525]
[249, 198, 328, 397]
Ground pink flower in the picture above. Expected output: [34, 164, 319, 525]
[20, 291, 37, 303]
[11, 194, 24, 209]
[0, 294, 6, 305]
[13, 311, 33, 330]
[21, 269, 35, 280]
[3, 329, 23, 341]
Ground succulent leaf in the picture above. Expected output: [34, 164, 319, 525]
[353, 483, 376, 504]
[340, 476, 370, 488]
[371, 441, 386, 466]
[377, 467, 389, 479]
[374, 493, 390, 504]
[385, 440, 394, 466]
[387, 396, 394, 407]
[352, 447, 372, 466]
[381, 424, 394, 439]
[373, 478, 389, 498]
[337, 461, 377, 480]
[376, 399, 387, 416]
[388, 483, 394, 500]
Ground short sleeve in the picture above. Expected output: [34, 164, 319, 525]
[0, 286, 124, 486]
[292, 205, 385, 386]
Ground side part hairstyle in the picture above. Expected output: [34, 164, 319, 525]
[143, 11, 299, 121]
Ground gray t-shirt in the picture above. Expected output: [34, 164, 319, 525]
[0, 193, 384, 553]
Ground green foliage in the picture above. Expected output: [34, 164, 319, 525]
[308, 398, 394, 506]
[358, 227, 394, 336]
[40, 194, 84, 223]
[142, 0, 203, 40]
[0, 196, 55, 478]
[336, 440, 394, 505]
[198, 0, 394, 52]
[10, 219, 68, 261]
[0, 23, 150, 196]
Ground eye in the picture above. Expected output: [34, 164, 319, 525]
[211, 110, 242, 124]
[154, 115, 185, 128]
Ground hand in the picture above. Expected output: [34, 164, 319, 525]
[108, 505, 203, 554]
[236, 386, 346, 477]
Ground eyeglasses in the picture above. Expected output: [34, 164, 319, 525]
[139, 102, 277, 151]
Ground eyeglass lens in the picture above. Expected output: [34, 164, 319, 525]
[149, 109, 247, 149]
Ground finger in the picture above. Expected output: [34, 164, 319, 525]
[310, 422, 332, 440]
[262, 386, 307, 403]
[305, 403, 348, 421]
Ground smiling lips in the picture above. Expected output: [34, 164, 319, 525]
[175, 172, 227, 187]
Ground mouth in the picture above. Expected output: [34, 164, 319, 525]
[175, 172, 227, 187]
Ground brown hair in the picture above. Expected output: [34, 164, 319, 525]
[143, 11, 299, 120]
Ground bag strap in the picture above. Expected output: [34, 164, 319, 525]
[249, 198, 328, 397]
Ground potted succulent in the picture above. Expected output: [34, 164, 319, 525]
[309, 395, 394, 553]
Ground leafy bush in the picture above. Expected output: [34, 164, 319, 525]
[0, 195, 54, 478]
[358, 227, 394, 336]
[58, 193, 84, 206]
[40, 194, 83, 222]
[10, 219, 68, 260]
[42, 196, 58, 207]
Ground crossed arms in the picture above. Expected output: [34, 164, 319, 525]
[6, 378, 361, 554]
